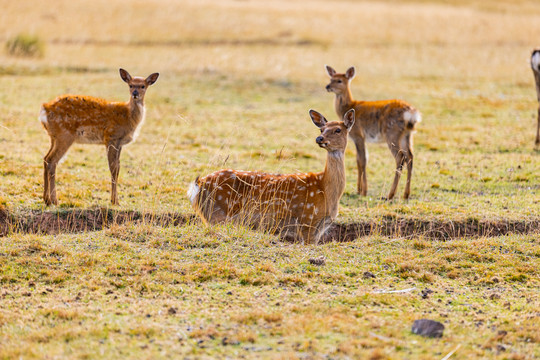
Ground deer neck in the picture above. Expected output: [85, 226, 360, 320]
[321, 150, 346, 216]
[334, 88, 355, 119]
[128, 98, 145, 126]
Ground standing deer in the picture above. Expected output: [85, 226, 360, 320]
[188, 109, 356, 244]
[531, 49, 540, 146]
[325, 65, 421, 200]
[40, 69, 159, 206]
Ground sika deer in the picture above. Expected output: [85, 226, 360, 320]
[40, 69, 159, 205]
[531, 49, 540, 146]
[188, 109, 356, 244]
[325, 65, 421, 200]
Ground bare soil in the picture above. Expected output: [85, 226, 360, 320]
[1, 207, 537, 241]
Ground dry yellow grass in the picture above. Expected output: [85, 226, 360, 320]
[0, 0, 539, 359]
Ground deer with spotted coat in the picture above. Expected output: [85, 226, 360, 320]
[325, 65, 421, 200]
[531, 49, 540, 146]
[40, 69, 159, 206]
[188, 109, 355, 244]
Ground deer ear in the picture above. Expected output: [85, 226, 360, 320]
[309, 109, 328, 128]
[145, 73, 160, 86]
[343, 109, 355, 130]
[345, 66, 356, 79]
[119, 68, 132, 83]
[325, 65, 336, 77]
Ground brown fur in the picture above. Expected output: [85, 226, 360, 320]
[40, 69, 159, 206]
[190, 110, 355, 244]
[325, 65, 420, 200]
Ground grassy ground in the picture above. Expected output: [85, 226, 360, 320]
[0, 0, 539, 358]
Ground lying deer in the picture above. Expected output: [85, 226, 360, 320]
[188, 109, 355, 244]
[531, 49, 540, 146]
[325, 65, 421, 200]
[40, 69, 159, 205]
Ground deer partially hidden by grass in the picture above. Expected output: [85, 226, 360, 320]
[325, 65, 421, 200]
[531, 49, 540, 146]
[40, 69, 159, 206]
[188, 109, 355, 244]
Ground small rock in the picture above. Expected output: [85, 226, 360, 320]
[168, 307, 177, 315]
[496, 344, 507, 352]
[226, 291, 233, 295]
[411, 319, 445, 338]
[308, 256, 326, 266]
[421, 288, 434, 299]
[490, 293, 501, 300]
[363, 271, 376, 279]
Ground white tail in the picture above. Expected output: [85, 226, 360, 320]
[531, 49, 540, 146]
[325, 65, 421, 200]
[189, 109, 356, 244]
[40, 69, 159, 205]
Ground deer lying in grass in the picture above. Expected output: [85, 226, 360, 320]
[325, 65, 421, 200]
[40, 69, 159, 206]
[188, 109, 355, 244]
[531, 49, 540, 146]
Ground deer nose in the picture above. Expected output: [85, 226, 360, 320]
[132, 90, 139, 97]
[316, 136, 324, 144]
[325, 85, 330, 90]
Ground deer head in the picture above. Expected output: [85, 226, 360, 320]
[310, 108, 355, 153]
[119, 68, 159, 101]
[325, 65, 355, 95]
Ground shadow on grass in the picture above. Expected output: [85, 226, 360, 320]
[1, 207, 538, 242]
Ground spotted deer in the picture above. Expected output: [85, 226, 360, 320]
[40, 69, 159, 206]
[531, 49, 540, 146]
[325, 65, 421, 200]
[188, 109, 355, 244]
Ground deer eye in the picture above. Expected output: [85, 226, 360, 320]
[129, 85, 133, 88]
[142, 85, 145, 89]
[335, 128, 341, 133]
[337, 80, 342, 83]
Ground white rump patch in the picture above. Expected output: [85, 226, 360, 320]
[39, 107, 48, 126]
[403, 110, 422, 124]
[187, 181, 200, 206]
[532, 51, 540, 71]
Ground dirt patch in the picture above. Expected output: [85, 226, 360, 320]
[1, 208, 194, 236]
[321, 217, 540, 242]
[1, 208, 538, 241]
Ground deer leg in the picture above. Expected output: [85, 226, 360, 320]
[43, 139, 56, 205]
[107, 143, 122, 206]
[44, 138, 73, 205]
[387, 147, 405, 201]
[354, 139, 368, 196]
[403, 136, 414, 200]
[536, 107, 540, 146]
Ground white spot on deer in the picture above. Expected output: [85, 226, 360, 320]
[306, 203, 312, 209]
[39, 107, 48, 127]
[217, 195, 222, 200]
[310, 191, 314, 197]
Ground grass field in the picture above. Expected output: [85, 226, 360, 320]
[0, 0, 539, 358]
